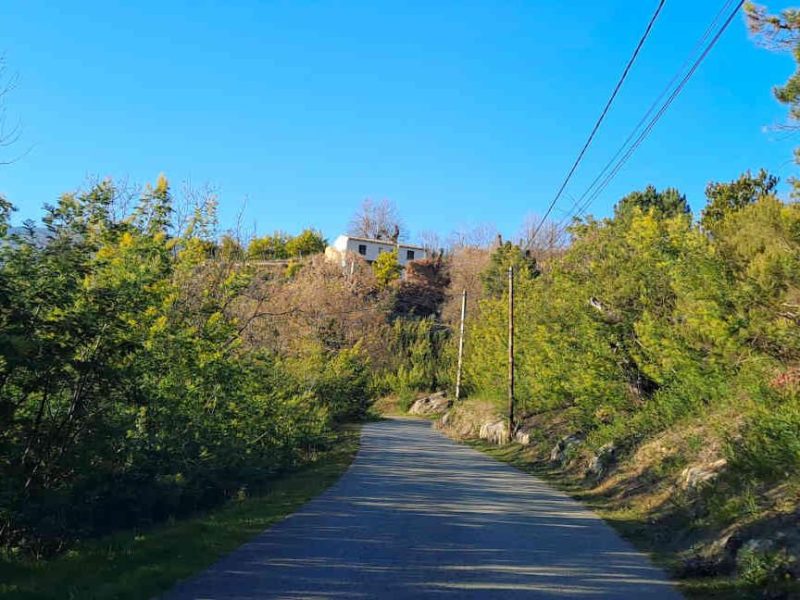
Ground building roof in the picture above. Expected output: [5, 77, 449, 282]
[339, 234, 426, 251]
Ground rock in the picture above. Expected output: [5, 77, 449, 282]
[479, 419, 509, 445]
[680, 459, 727, 491]
[586, 442, 617, 480]
[740, 538, 776, 555]
[408, 392, 451, 416]
[703, 530, 743, 570]
[549, 434, 583, 465]
[514, 427, 532, 446]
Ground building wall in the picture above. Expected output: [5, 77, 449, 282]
[329, 235, 427, 266]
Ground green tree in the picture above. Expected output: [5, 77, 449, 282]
[746, 4, 800, 120]
[614, 185, 690, 219]
[701, 169, 779, 232]
[746, 4, 800, 195]
[247, 232, 289, 260]
[480, 241, 539, 297]
[713, 196, 800, 360]
[285, 228, 326, 257]
[134, 174, 173, 234]
[218, 234, 244, 260]
[0, 178, 359, 555]
[373, 250, 402, 287]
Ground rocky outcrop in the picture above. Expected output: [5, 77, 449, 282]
[409, 392, 451, 416]
[680, 458, 727, 491]
[434, 409, 477, 438]
[434, 400, 504, 440]
[479, 419, 509, 445]
[514, 427, 533, 446]
[681, 509, 800, 588]
[549, 434, 584, 466]
[586, 442, 617, 480]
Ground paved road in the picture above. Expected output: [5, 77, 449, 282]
[168, 418, 682, 599]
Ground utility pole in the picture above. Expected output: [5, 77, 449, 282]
[455, 289, 467, 401]
[507, 266, 515, 439]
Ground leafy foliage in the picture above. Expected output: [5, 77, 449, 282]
[247, 232, 289, 260]
[372, 249, 402, 288]
[459, 182, 800, 470]
[285, 229, 326, 257]
[0, 178, 368, 555]
[746, 3, 800, 197]
[245, 229, 327, 261]
[614, 184, 690, 219]
[701, 168, 778, 232]
[480, 241, 539, 298]
[376, 318, 449, 396]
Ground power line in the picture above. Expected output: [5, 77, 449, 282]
[571, 0, 745, 223]
[528, 0, 667, 243]
[553, 0, 737, 234]
[557, 0, 744, 235]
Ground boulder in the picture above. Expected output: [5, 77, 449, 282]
[514, 427, 532, 446]
[408, 392, 451, 416]
[740, 537, 776, 556]
[434, 407, 481, 438]
[680, 458, 727, 491]
[586, 442, 617, 480]
[549, 434, 584, 465]
[479, 419, 509, 445]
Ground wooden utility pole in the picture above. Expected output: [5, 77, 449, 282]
[455, 289, 467, 401]
[507, 266, 515, 438]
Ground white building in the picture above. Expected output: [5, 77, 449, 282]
[325, 234, 428, 267]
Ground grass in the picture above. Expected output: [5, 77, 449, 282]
[463, 438, 799, 600]
[0, 425, 361, 600]
[371, 393, 427, 417]
[370, 394, 407, 417]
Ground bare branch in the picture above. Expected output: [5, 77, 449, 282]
[348, 198, 405, 241]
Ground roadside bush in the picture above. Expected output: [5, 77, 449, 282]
[737, 546, 794, 588]
[456, 189, 800, 491]
[376, 317, 449, 396]
[315, 346, 372, 421]
[0, 179, 350, 556]
[726, 398, 800, 482]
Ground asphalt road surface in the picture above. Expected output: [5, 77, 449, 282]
[167, 418, 682, 599]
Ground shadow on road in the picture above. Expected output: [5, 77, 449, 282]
[167, 418, 681, 599]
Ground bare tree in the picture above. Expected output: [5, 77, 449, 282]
[80, 173, 139, 222]
[519, 214, 564, 254]
[348, 198, 405, 240]
[441, 246, 491, 325]
[233, 254, 393, 365]
[447, 222, 498, 249]
[178, 180, 219, 240]
[518, 214, 566, 264]
[417, 230, 441, 254]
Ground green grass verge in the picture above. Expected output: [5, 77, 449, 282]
[464, 439, 797, 600]
[0, 425, 361, 600]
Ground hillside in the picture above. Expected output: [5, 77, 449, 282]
[411, 180, 800, 598]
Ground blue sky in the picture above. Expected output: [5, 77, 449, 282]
[0, 1, 796, 242]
